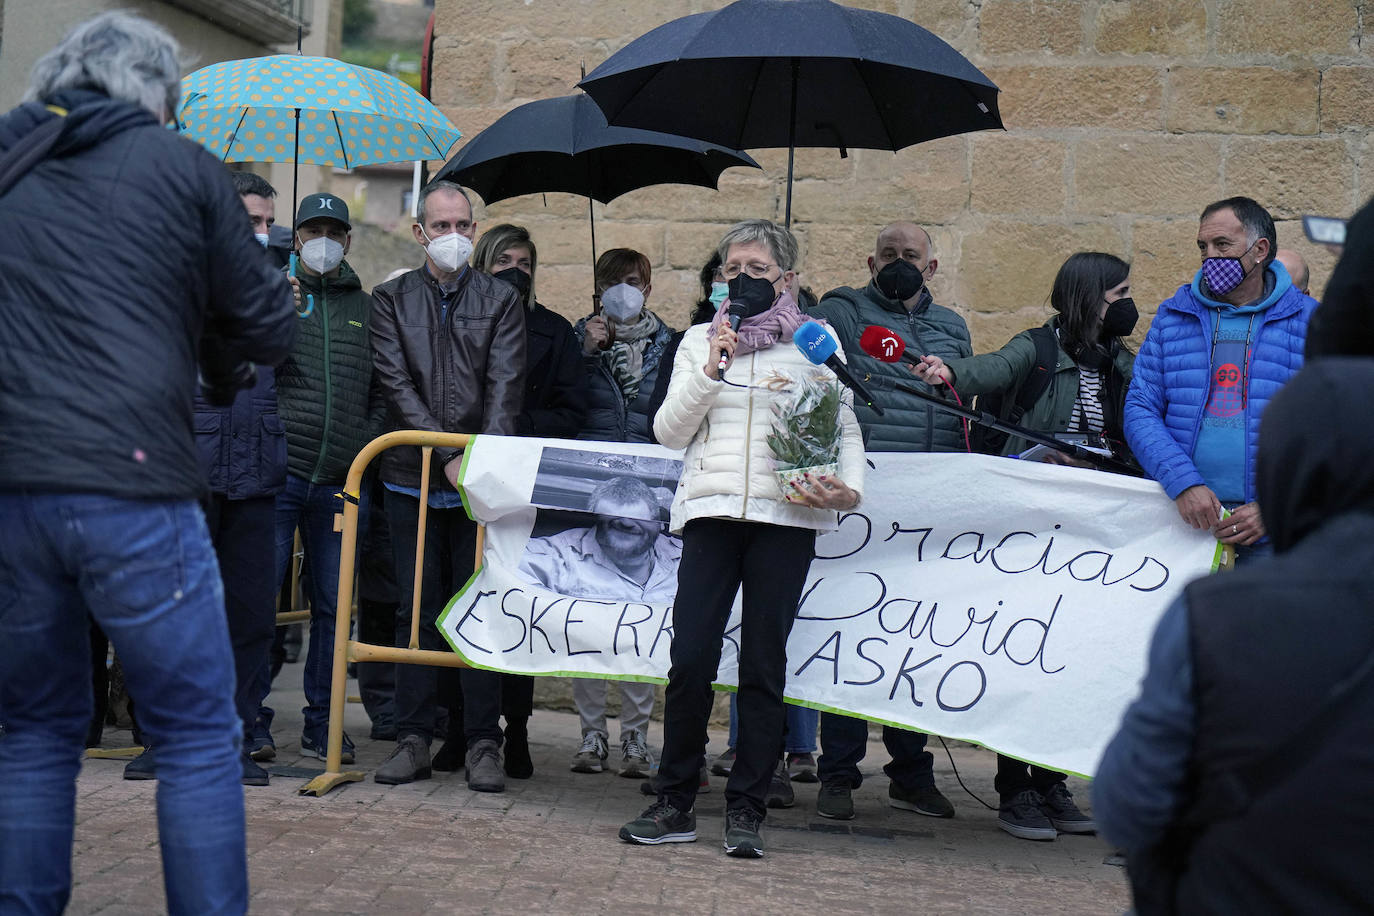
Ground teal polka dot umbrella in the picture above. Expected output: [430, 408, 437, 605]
[178, 54, 461, 208]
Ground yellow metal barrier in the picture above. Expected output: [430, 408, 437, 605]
[299, 430, 479, 797]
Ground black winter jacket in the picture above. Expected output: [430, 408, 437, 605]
[518, 302, 585, 438]
[808, 282, 972, 452]
[1130, 359, 1374, 914]
[276, 261, 376, 483]
[571, 313, 674, 443]
[0, 90, 294, 500]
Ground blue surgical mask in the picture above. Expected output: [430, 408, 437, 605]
[709, 281, 729, 308]
[254, 233, 270, 247]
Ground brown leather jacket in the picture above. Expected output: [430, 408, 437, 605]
[371, 265, 526, 489]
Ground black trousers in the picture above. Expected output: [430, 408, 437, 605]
[436, 672, 535, 742]
[356, 471, 398, 729]
[657, 518, 816, 818]
[386, 490, 501, 746]
[204, 494, 278, 738]
[994, 754, 1066, 798]
[817, 712, 934, 790]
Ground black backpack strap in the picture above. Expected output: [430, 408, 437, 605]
[1008, 325, 1058, 423]
[0, 110, 68, 201]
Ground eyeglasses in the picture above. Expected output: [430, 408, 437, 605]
[719, 260, 779, 281]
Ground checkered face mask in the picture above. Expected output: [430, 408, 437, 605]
[1202, 240, 1258, 296]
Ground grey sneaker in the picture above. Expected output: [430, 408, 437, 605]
[1040, 782, 1096, 834]
[999, 789, 1057, 841]
[889, 783, 955, 818]
[465, 738, 505, 793]
[571, 730, 609, 773]
[723, 807, 764, 858]
[710, 747, 735, 776]
[816, 782, 855, 820]
[619, 800, 697, 845]
[619, 729, 652, 779]
[375, 735, 431, 785]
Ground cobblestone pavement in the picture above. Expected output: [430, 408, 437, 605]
[70, 670, 1129, 915]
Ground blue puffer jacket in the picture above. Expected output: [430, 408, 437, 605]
[1124, 262, 1317, 502]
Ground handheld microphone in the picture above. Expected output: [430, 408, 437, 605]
[858, 325, 922, 366]
[717, 302, 747, 372]
[793, 321, 885, 415]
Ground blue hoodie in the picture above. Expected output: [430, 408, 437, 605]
[1124, 261, 1317, 505]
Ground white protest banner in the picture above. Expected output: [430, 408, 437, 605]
[441, 436, 1218, 776]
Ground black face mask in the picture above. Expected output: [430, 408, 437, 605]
[728, 273, 778, 317]
[1100, 297, 1138, 339]
[492, 267, 531, 300]
[875, 258, 924, 302]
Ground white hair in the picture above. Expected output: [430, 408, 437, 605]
[716, 218, 799, 272]
[25, 11, 183, 119]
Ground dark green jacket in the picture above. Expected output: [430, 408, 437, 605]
[945, 317, 1135, 456]
[275, 261, 377, 483]
[809, 282, 972, 452]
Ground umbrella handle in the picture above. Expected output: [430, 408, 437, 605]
[290, 252, 315, 318]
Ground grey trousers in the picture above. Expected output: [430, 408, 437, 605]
[573, 678, 654, 743]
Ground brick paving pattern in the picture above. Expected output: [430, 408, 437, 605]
[70, 671, 1129, 914]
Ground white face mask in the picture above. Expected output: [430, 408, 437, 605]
[423, 229, 473, 273]
[298, 236, 344, 274]
[254, 233, 270, 248]
[600, 282, 645, 323]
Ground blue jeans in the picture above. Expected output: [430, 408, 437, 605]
[271, 474, 344, 735]
[0, 493, 246, 914]
[728, 693, 819, 754]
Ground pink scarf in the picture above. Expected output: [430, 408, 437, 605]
[708, 290, 807, 358]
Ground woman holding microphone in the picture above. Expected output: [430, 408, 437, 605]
[618, 219, 865, 858]
[913, 251, 1136, 841]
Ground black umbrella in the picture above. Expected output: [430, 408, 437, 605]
[433, 92, 759, 266]
[577, 0, 1004, 226]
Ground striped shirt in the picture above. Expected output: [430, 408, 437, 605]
[1070, 367, 1106, 433]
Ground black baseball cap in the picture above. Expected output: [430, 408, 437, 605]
[294, 193, 351, 230]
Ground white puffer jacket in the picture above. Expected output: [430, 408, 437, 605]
[654, 323, 866, 535]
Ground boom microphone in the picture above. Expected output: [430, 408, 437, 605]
[717, 302, 748, 372]
[793, 321, 885, 415]
[858, 325, 922, 366]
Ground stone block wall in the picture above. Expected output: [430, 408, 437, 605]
[429, 0, 1369, 350]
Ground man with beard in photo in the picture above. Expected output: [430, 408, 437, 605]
[521, 475, 680, 604]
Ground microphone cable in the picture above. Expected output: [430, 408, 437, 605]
[934, 377, 973, 453]
[935, 735, 997, 811]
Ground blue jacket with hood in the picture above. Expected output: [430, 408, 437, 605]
[1124, 261, 1317, 503]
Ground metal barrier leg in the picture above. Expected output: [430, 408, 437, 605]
[301, 433, 469, 796]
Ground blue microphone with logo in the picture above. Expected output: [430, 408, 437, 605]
[793, 321, 884, 415]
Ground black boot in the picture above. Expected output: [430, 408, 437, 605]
[504, 717, 533, 779]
